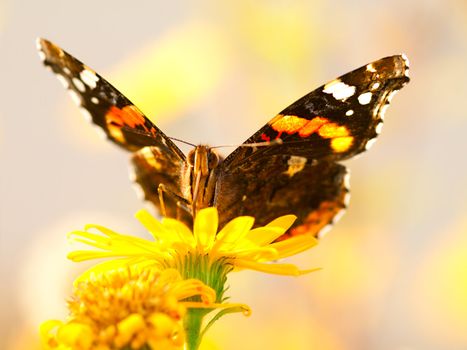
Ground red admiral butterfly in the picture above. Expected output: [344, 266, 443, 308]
[37, 38, 409, 241]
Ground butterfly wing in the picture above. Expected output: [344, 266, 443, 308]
[216, 155, 348, 239]
[37, 38, 185, 157]
[217, 55, 410, 239]
[38, 38, 188, 219]
[223, 55, 409, 169]
[131, 146, 192, 226]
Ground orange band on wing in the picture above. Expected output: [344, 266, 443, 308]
[270, 115, 309, 134]
[318, 123, 349, 138]
[269, 114, 354, 153]
[298, 117, 328, 137]
[105, 105, 157, 143]
[105, 105, 146, 128]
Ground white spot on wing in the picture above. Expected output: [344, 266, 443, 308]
[375, 122, 384, 134]
[343, 192, 351, 207]
[55, 74, 69, 88]
[79, 107, 92, 123]
[38, 51, 46, 61]
[92, 125, 107, 140]
[63, 67, 71, 75]
[128, 167, 136, 182]
[343, 171, 351, 190]
[401, 53, 410, 78]
[80, 69, 99, 89]
[132, 183, 145, 200]
[318, 224, 333, 239]
[333, 208, 346, 224]
[371, 82, 380, 90]
[68, 90, 81, 106]
[345, 109, 354, 117]
[35, 38, 42, 51]
[387, 90, 398, 103]
[91, 97, 99, 104]
[323, 79, 356, 100]
[72, 77, 86, 92]
[358, 92, 372, 105]
[379, 104, 389, 120]
[365, 138, 377, 150]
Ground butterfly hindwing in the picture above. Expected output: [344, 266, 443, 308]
[216, 154, 349, 239]
[131, 146, 192, 226]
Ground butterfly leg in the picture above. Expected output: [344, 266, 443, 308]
[176, 200, 192, 221]
[157, 184, 191, 219]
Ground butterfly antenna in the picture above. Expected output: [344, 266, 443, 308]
[168, 137, 197, 147]
[211, 138, 283, 149]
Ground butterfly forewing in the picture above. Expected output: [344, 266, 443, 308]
[223, 55, 409, 169]
[37, 38, 184, 159]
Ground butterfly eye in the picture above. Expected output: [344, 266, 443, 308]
[208, 151, 219, 169]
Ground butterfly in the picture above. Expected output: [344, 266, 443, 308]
[37, 38, 409, 241]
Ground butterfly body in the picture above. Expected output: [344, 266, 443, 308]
[38, 38, 409, 241]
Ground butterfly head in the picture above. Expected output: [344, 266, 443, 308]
[187, 145, 220, 177]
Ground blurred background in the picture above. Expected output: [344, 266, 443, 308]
[1, 0, 467, 349]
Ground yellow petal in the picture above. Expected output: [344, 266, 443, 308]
[216, 216, 255, 242]
[211, 216, 255, 255]
[161, 217, 196, 246]
[193, 207, 218, 250]
[69, 230, 160, 254]
[229, 246, 278, 261]
[245, 226, 286, 246]
[83, 224, 122, 237]
[270, 234, 318, 259]
[235, 259, 313, 276]
[135, 209, 173, 242]
[68, 230, 114, 249]
[67, 250, 131, 262]
[266, 214, 297, 230]
[170, 278, 217, 304]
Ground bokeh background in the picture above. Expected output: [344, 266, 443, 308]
[1, 1, 467, 349]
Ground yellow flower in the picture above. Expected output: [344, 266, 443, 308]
[66, 208, 319, 349]
[69, 207, 319, 278]
[41, 267, 215, 350]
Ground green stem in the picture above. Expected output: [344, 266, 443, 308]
[170, 253, 233, 349]
[184, 308, 209, 350]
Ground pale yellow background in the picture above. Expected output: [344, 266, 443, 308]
[1, 1, 467, 349]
